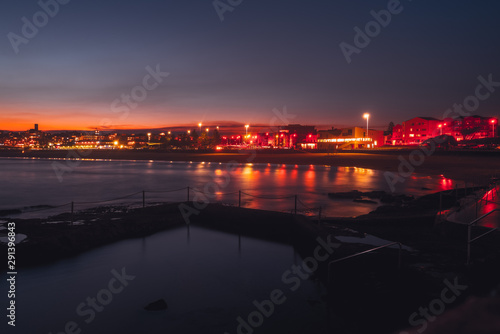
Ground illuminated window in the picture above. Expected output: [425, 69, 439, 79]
[409, 134, 414, 137]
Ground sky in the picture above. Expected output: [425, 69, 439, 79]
[1, 0, 499, 131]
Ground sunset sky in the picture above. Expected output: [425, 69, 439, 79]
[1, 0, 499, 131]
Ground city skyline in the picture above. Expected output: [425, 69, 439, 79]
[1, 0, 500, 131]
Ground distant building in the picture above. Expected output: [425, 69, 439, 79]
[390, 124, 404, 145]
[390, 115, 498, 145]
[25, 123, 44, 148]
[443, 115, 497, 141]
[271, 124, 317, 149]
[317, 127, 383, 150]
[402, 117, 441, 145]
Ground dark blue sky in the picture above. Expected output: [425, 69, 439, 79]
[1, 0, 499, 130]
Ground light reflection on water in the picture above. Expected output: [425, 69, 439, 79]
[0, 158, 455, 218]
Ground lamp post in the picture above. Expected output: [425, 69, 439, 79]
[363, 113, 370, 138]
[438, 124, 443, 136]
[245, 125, 249, 144]
[198, 123, 202, 134]
[491, 119, 496, 138]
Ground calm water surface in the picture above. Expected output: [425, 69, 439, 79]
[0, 157, 456, 218]
[0, 226, 328, 334]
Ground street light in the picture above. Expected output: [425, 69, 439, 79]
[198, 123, 202, 133]
[187, 130, 191, 135]
[245, 124, 249, 135]
[363, 113, 370, 138]
[492, 119, 497, 137]
[438, 124, 443, 135]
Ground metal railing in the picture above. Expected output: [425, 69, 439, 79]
[327, 241, 402, 283]
[467, 209, 500, 265]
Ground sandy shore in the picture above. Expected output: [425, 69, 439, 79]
[1, 149, 500, 183]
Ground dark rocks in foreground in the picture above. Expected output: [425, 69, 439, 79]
[328, 190, 414, 205]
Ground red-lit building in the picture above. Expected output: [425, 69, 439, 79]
[441, 115, 498, 141]
[280, 124, 317, 149]
[221, 135, 243, 146]
[387, 115, 498, 145]
[390, 115, 498, 145]
[401, 117, 441, 145]
[390, 124, 404, 145]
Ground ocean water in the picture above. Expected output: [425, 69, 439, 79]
[0, 225, 329, 334]
[0, 157, 456, 218]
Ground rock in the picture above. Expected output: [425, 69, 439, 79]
[328, 190, 362, 199]
[363, 191, 387, 199]
[144, 299, 168, 311]
[328, 190, 388, 200]
[353, 199, 377, 204]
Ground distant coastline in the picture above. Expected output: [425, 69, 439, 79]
[1, 149, 499, 183]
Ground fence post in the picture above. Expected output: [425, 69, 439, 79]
[294, 195, 297, 215]
[439, 191, 442, 220]
[142, 191, 145, 208]
[475, 196, 478, 219]
[467, 224, 471, 265]
[239, 190, 241, 208]
[187, 186, 190, 202]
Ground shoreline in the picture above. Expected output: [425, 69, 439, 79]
[1, 149, 500, 183]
